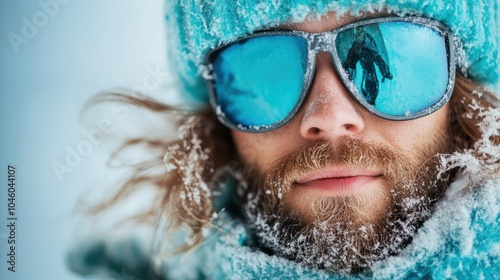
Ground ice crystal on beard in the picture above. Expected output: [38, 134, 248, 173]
[163, 116, 212, 209]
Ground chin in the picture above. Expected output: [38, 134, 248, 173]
[242, 176, 449, 273]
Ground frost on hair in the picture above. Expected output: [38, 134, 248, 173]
[82, 92, 236, 257]
[443, 77, 500, 190]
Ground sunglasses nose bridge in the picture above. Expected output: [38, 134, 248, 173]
[308, 32, 342, 88]
[309, 33, 338, 75]
[311, 32, 337, 52]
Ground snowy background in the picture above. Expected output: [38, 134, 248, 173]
[0, 0, 167, 279]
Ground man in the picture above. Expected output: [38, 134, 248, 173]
[68, 0, 500, 279]
[342, 28, 393, 105]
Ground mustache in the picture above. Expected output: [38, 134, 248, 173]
[255, 138, 414, 195]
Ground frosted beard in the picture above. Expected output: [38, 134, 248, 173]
[239, 137, 454, 273]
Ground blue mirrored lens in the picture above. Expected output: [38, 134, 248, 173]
[212, 35, 308, 127]
[336, 22, 449, 116]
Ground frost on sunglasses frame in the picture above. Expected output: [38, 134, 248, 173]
[204, 16, 456, 133]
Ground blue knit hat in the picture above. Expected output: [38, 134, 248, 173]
[165, 0, 499, 103]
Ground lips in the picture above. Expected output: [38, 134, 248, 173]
[294, 165, 383, 195]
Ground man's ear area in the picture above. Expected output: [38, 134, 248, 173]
[449, 75, 500, 150]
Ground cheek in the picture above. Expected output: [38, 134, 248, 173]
[231, 131, 266, 168]
[231, 105, 451, 170]
[231, 129, 296, 170]
[380, 104, 450, 153]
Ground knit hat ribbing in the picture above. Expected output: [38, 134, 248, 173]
[165, 0, 499, 103]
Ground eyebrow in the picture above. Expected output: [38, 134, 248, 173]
[270, 10, 390, 32]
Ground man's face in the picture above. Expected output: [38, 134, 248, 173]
[229, 13, 454, 272]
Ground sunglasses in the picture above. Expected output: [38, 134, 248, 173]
[204, 16, 456, 132]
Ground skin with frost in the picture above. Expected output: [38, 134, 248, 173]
[231, 12, 455, 272]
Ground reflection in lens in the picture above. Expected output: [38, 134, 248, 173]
[213, 35, 308, 127]
[336, 22, 448, 116]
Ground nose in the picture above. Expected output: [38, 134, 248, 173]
[299, 52, 365, 140]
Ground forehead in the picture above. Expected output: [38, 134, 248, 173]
[282, 11, 385, 33]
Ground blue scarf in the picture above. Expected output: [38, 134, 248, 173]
[164, 178, 500, 279]
[68, 178, 500, 279]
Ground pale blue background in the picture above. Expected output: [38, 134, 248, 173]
[0, 0, 167, 279]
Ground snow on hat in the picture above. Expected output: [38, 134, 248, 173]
[165, 0, 499, 103]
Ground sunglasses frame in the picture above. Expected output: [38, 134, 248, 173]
[204, 16, 456, 133]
